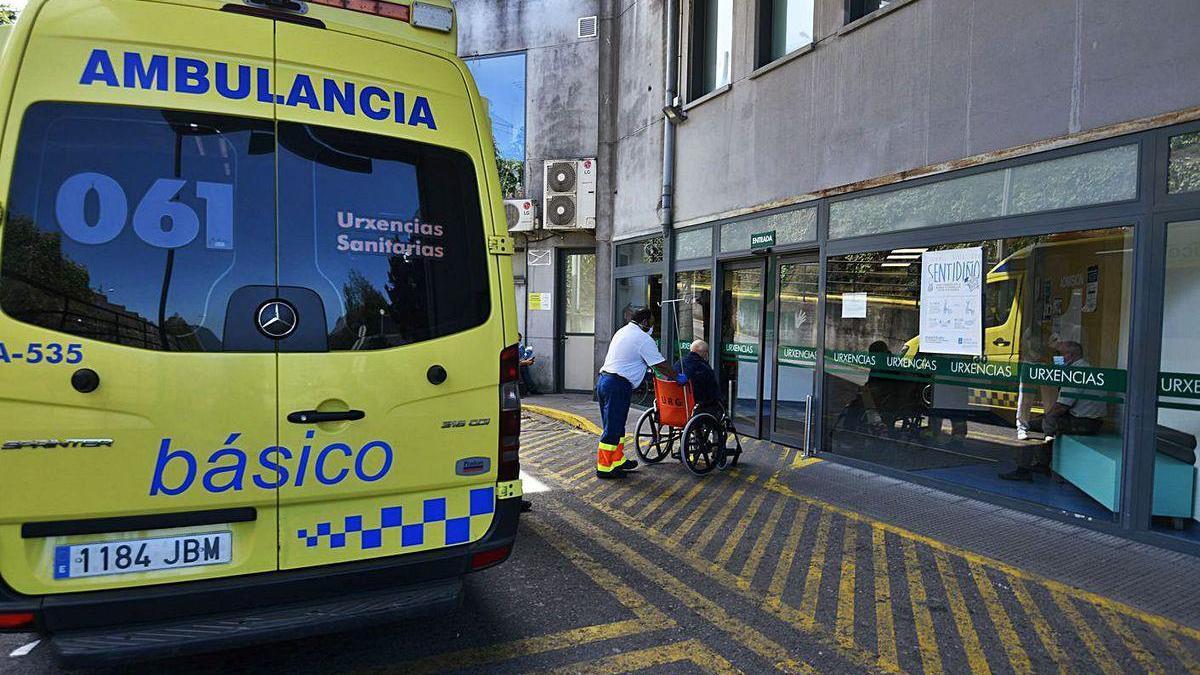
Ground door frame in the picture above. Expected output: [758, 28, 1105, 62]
[768, 252, 820, 449]
[556, 247, 597, 393]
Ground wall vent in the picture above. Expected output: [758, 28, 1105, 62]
[578, 15, 598, 39]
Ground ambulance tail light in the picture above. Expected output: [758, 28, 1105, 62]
[0, 612, 35, 631]
[499, 344, 521, 481]
[470, 545, 511, 571]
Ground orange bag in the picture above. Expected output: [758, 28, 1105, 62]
[653, 377, 695, 428]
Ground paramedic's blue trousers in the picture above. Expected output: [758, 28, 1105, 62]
[595, 372, 632, 474]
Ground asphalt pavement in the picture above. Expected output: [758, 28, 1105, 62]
[3, 412, 1199, 673]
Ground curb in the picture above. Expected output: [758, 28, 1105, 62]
[523, 403, 603, 436]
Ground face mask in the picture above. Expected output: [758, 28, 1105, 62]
[1053, 355, 1066, 366]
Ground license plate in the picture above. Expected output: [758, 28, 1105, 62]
[53, 531, 232, 580]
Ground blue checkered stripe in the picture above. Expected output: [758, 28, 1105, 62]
[297, 487, 495, 550]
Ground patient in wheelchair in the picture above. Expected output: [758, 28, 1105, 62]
[678, 339, 725, 417]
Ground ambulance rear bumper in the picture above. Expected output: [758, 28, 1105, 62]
[0, 496, 521, 667]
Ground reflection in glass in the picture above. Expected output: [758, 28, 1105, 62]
[675, 269, 712, 355]
[775, 261, 818, 439]
[1154, 220, 1200, 540]
[616, 274, 664, 408]
[464, 53, 526, 162]
[720, 207, 816, 253]
[1, 103, 276, 351]
[692, 0, 734, 97]
[675, 228, 713, 260]
[277, 122, 490, 351]
[721, 266, 764, 431]
[823, 227, 1133, 520]
[829, 145, 1138, 239]
[616, 237, 664, 267]
[761, 0, 815, 64]
[1169, 132, 1200, 194]
[564, 253, 596, 334]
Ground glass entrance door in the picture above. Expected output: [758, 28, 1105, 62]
[720, 262, 766, 435]
[772, 258, 819, 448]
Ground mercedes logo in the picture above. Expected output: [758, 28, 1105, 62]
[256, 300, 298, 339]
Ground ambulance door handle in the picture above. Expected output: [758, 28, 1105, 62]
[993, 337, 1011, 347]
[287, 410, 365, 424]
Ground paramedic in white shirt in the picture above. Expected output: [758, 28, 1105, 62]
[594, 307, 683, 479]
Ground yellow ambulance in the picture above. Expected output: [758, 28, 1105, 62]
[0, 0, 523, 664]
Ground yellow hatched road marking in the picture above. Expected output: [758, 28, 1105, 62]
[872, 527, 900, 673]
[539, 638, 743, 675]
[714, 486, 769, 566]
[759, 473, 1200, 644]
[553, 507, 818, 674]
[526, 455, 900, 673]
[525, 517, 673, 627]
[797, 510, 834, 630]
[632, 472, 687, 520]
[378, 514, 671, 675]
[967, 561, 1032, 675]
[834, 523, 857, 652]
[763, 505, 811, 614]
[534, 408, 1200, 651]
[901, 538, 944, 675]
[1049, 590, 1121, 675]
[690, 476, 759, 554]
[738, 496, 789, 589]
[933, 550, 991, 675]
[665, 485, 724, 548]
[1009, 577, 1070, 674]
[649, 477, 708, 532]
[1096, 605, 1163, 674]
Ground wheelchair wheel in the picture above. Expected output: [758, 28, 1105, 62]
[635, 407, 670, 464]
[681, 413, 724, 476]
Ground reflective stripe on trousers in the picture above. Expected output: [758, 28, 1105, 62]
[597, 437, 627, 473]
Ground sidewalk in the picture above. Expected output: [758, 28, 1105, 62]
[521, 392, 1200, 628]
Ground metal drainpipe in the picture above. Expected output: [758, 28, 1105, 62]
[659, 0, 679, 361]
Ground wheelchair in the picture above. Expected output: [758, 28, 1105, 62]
[633, 377, 743, 476]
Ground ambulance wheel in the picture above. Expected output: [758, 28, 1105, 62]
[681, 413, 723, 476]
[635, 408, 670, 464]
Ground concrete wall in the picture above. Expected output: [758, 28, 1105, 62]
[609, 0, 1200, 240]
[457, 0, 607, 393]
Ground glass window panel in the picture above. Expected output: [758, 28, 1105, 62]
[720, 266, 764, 430]
[720, 207, 816, 253]
[1154, 219, 1200, 541]
[674, 269, 712, 352]
[616, 237, 664, 267]
[691, 0, 733, 98]
[0, 103, 275, 352]
[675, 228, 713, 260]
[464, 53, 526, 163]
[762, 0, 815, 64]
[277, 121, 490, 351]
[830, 145, 1139, 239]
[615, 274, 664, 408]
[822, 226, 1133, 521]
[775, 260, 819, 439]
[1168, 131, 1200, 194]
[564, 253, 596, 334]
[1006, 144, 1138, 214]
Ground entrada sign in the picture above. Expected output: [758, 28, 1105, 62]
[750, 230, 776, 250]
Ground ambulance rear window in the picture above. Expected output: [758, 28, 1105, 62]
[0, 103, 491, 352]
[0, 102, 275, 351]
[276, 122, 490, 350]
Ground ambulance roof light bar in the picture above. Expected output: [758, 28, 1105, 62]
[296, 0, 453, 30]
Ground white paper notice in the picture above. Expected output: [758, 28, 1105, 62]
[919, 247, 983, 356]
[842, 293, 867, 318]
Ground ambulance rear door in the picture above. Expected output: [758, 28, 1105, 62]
[271, 23, 505, 569]
[0, 0, 280, 595]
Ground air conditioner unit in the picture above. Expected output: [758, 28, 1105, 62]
[543, 158, 596, 230]
[504, 198, 537, 232]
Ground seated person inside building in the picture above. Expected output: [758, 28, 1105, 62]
[841, 340, 924, 433]
[1000, 340, 1105, 481]
[678, 339, 723, 415]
